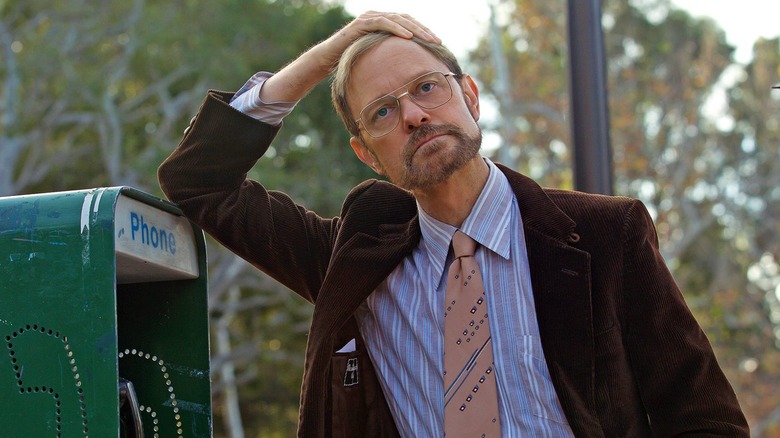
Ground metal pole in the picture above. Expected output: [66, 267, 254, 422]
[566, 0, 614, 194]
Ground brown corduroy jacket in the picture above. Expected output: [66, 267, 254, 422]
[158, 91, 749, 437]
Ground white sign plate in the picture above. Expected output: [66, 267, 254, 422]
[114, 195, 199, 284]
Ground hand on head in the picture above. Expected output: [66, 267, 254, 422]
[318, 11, 441, 71]
[341, 11, 441, 45]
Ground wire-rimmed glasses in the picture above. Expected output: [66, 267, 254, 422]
[355, 71, 455, 138]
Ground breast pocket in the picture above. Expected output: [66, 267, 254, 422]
[330, 346, 399, 438]
[508, 335, 571, 425]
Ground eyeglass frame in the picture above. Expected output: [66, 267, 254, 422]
[354, 71, 458, 138]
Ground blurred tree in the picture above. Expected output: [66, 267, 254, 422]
[470, 0, 780, 433]
[473, 0, 572, 188]
[719, 36, 780, 435]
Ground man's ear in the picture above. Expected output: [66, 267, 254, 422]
[350, 136, 385, 175]
[460, 74, 481, 122]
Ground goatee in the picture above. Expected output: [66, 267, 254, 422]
[395, 123, 482, 190]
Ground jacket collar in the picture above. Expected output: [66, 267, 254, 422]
[496, 162, 576, 243]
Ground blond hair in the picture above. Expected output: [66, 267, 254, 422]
[330, 32, 463, 137]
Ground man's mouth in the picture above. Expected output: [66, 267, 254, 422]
[406, 125, 451, 151]
[416, 134, 445, 149]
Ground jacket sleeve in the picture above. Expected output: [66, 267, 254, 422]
[621, 200, 749, 436]
[158, 90, 337, 303]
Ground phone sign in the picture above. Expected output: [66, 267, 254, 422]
[114, 195, 199, 284]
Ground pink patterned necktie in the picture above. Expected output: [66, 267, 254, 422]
[443, 231, 502, 437]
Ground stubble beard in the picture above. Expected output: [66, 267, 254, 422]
[394, 123, 483, 191]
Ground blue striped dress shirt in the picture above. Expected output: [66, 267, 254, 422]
[354, 159, 574, 437]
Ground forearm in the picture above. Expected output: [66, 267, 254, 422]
[260, 40, 338, 103]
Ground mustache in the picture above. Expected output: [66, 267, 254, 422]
[403, 124, 464, 157]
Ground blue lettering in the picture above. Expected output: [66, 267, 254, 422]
[141, 217, 150, 244]
[131, 212, 140, 240]
[127, 211, 177, 255]
[159, 229, 168, 252]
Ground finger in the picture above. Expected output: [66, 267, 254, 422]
[391, 13, 441, 43]
[380, 12, 440, 43]
[358, 11, 440, 43]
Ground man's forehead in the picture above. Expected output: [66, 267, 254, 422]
[348, 39, 447, 104]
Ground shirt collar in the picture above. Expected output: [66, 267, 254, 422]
[417, 158, 515, 279]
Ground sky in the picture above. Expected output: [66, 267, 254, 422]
[337, 0, 780, 64]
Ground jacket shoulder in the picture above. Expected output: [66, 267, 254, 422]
[543, 188, 645, 225]
[541, 188, 659, 250]
[339, 179, 418, 237]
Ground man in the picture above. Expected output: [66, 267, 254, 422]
[158, 12, 748, 437]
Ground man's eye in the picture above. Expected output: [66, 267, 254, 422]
[371, 106, 393, 121]
[419, 82, 436, 93]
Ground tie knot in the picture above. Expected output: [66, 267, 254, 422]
[452, 230, 476, 258]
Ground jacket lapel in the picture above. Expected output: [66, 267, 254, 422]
[309, 181, 420, 338]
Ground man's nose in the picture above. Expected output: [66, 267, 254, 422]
[398, 95, 431, 132]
